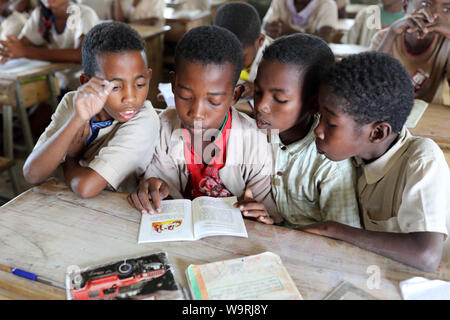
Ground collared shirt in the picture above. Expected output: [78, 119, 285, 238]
[183, 110, 232, 199]
[353, 126, 449, 239]
[286, 0, 320, 27]
[271, 115, 361, 228]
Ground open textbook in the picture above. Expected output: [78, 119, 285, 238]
[186, 252, 303, 300]
[137, 196, 248, 243]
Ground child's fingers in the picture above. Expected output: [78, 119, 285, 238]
[137, 185, 155, 214]
[148, 186, 163, 213]
[237, 202, 266, 212]
[241, 209, 268, 219]
[257, 216, 274, 225]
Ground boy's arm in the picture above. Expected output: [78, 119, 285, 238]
[113, 0, 126, 22]
[0, 35, 83, 62]
[300, 221, 444, 273]
[62, 157, 109, 198]
[23, 78, 114, 185]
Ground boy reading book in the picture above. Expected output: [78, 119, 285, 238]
[128, 25, 279, 224]
[234, 34, 361, 229]
[23, 21, 160, 198]
[304, 52, 449, 272]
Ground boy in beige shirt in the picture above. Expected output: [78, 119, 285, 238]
[128, 26, 279, 223]
[114, 0, 165, 25]
[306, 51, 449, 272]
[262, 0, 338, 42]
[23, 22, 160, 198]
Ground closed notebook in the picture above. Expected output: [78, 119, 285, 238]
[186, 251, 303, 300]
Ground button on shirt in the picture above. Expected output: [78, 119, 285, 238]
[271, 115, 361, 228]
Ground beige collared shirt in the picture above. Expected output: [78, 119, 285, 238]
[354, 127, 449, 242]
[144, 107, 280, 218]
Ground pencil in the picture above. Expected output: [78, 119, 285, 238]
[0, 263, 65, 289]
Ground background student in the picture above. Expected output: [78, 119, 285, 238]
[304, 52, 449, 272]
[370, 0, 449, 104]
[23, 22, 160, 198]
[213, 1, 273, 100]
[0, 0, 36, 41]
[0, 0, 99, 91]
[234, 34, 361, 229]
[262, 0, 338, 43]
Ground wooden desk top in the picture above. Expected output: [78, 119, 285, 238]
[337, 18, 355, 32]
[329, 43, 369, 59]
[164, 7, 211, 22]
[409, 103, 450, 149]
[0, 62, 74, 81]
[129, 24, 171, 39]
[1, 179, 449, 300]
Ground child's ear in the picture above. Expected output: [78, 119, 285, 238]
[79, 73, 90, 85]
[232, 84, 245, 105]
[169, 71, 176, 93]
[369, 122, 392, 143]
[256, 33, 265, 48]
[147, 68, 153, 81]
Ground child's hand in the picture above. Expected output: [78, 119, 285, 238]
[233, 188, 274, 224]
[421, 15, 450, 39]
[0, 36, 27, 59]
[240, 82, 254, 100]
[66, 122, 90, 159]
[264, 19, 282, 39]
[127, 177, 170, 214]
[74, 77, 114, 122]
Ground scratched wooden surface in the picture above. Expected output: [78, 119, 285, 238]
[0, 179, 449, 300]
[410, 103, 450, 149]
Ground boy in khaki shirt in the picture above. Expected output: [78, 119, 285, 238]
[128, 26, 279, 223]
[23, 22, 160, 198]
[305, 51, 449, 272]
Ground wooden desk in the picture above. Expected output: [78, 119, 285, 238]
[0, 62, 69, 154]
[329, 43, 369, 60]
[163, 8, 212, 44]
[0, 179, 449, 300]
[346, 3, 369, 18]
[409, 103, 450, 149]
[130, 24, 171, 108]
[337, 18, 355, 32]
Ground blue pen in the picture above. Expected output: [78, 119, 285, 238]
[0, 264, 65, 289]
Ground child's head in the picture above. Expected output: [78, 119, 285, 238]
[40, 0, 69, 10]
[315, 52, 414, 162]
[172, 25, 243, 134]
[81, 21, 151, 122]
[253, 34, 334, 134]
[213, 2, 265, 70]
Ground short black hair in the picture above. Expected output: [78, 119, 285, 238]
[262, 33, 335, 104]
[213, 2, 261, 47]
[174, 25, 243, 85]
[82, 21, 146, 77]
[322, 51, 414, 133]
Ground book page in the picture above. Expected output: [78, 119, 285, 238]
[137, 200, 194, 243]
[192, 196, 247, 240]
[186, 252, 302, 300]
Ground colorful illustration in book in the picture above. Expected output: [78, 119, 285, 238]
[152, 220, 182, 233]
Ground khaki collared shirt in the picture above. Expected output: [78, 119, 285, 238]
[354, 127, 449, 240]
[271, 115, 361, 228]
[144, 107, 280, 218]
